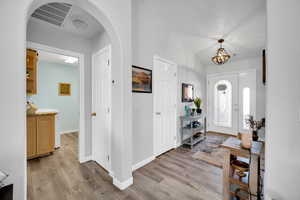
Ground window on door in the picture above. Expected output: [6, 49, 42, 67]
[243, 87, 250, 130]
[213, 80, 232, 127]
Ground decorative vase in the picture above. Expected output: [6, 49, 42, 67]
[252, 130, 259, 141]
[196, 108, 202, 114]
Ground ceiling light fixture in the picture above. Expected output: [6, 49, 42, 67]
[212, 39, 231, 65]
[64, 56, 78, 64]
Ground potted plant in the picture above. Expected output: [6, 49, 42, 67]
[194, 97, 202, 114]
[245, 116, 265, 141]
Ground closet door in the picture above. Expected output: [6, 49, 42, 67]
[153, 57, 177, 156]
[92, 45, 111, 171]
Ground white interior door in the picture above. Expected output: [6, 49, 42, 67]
[153, 56, 177, 156]
[208, 74, 239, 135]
[92, 45, 111, 171]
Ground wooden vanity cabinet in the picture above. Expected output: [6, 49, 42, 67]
[27, 114, 55, 159]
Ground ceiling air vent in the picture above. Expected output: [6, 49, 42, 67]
[31, 3, 72, 27]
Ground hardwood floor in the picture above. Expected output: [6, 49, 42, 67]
[27, 133, 222, 200]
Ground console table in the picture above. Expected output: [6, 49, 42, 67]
[180, 114, 206, 149]
[221, 137, 263, 200]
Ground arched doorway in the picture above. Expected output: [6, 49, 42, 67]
[25, 0, 132, 192]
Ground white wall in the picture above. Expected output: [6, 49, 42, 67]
[206, 57, 266, 132]
[132, 0, 206, 165]
[265, 0, 300, 199]
[29, 61, 80, 134]
[0, 0, 132, 199]
[91, 31, 111, 52]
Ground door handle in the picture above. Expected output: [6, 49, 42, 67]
[91, 112, 97, 116]
[155, 112, 161, 115]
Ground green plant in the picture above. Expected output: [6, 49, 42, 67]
[194, 97, 202, 109]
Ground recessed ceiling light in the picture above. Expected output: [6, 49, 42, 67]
[64, 56, 78, 64]
[72, 18, 88, 30]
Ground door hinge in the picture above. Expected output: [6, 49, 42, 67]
[107, 107, 110, 113]
[107, 59, 110, 66]
[107, 155, 110, 161]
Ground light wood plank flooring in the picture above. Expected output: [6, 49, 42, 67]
[27, 133, 222, 200]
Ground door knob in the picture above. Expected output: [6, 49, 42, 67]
[91, 112, 97, 116]
[155, 112, 161, 115]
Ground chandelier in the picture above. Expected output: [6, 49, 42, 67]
[212, 39, 231, 65]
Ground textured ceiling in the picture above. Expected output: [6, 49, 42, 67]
[150, 0, 266, 66]
[29, 4, 104, 39]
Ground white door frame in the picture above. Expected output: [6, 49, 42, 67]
[153, 55, 177, 157]
[206, 69, 257, 134]
[91, 45, 112, 173]
[26, 41, 86, 163]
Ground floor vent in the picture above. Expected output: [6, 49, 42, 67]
[31, 3, 72, 27]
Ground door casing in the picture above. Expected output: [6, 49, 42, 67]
[27, 41, 86, 163]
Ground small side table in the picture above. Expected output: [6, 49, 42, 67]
[221, 137, 263, 200]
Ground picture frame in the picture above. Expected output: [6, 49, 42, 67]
[182, 83, 194, 102]
[132, 65, 152, 93]
[59, 83, 71, 96]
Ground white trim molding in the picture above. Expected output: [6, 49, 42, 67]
[113, 176, 133, 190]
[132, 156, 155, 171]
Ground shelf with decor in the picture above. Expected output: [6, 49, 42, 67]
[180, 114, 206, 149]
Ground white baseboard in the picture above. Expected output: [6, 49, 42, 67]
[60, 129, 79, 135]
[175, 142, 182, 148]
[132, 156, 155, 171]
[113, 176, 133, 190]
[79, 155, 93, 163]
[109, 171, 114, 178]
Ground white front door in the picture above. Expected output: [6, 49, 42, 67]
[92, 45, 111, 171]
[153, 56, 177, 156]
[208, 74, 239, 135]
[207, 70, 257, 135]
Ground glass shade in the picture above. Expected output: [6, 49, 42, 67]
[212, 47, 231, 65]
